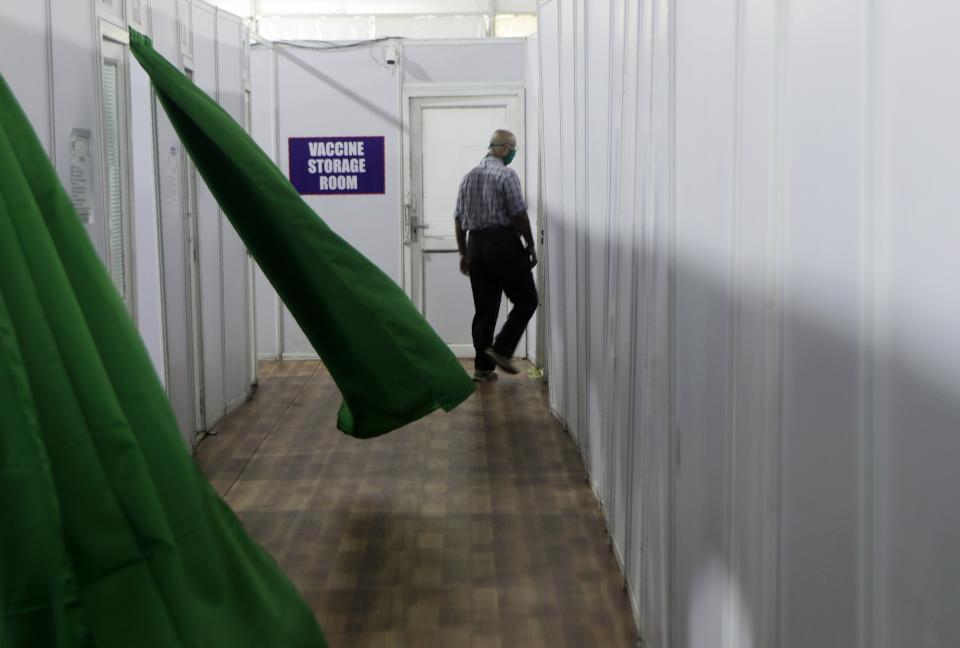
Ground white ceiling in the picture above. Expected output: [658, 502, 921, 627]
[212, 0, 537, 18]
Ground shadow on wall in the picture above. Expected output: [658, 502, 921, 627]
[550, 212, 960, 646]
[277, 47, 404, 129]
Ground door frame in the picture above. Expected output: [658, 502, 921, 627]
[401, 84, 527, 356]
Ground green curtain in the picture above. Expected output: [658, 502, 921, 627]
[0, 26, 472, 648]
[0, 70, 325, 645]
[128, 30, 474, 439]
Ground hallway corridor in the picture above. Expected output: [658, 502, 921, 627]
[197, 361, 638, 647]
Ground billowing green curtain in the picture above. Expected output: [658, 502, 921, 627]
[0, 71, 325, 645]
[128, 31, 474, 439]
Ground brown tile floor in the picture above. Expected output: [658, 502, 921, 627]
[197, 360, 638, 648]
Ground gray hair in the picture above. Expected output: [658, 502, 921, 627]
[489, 129, 516, 148]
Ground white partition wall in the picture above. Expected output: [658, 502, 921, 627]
[523, 35, 540, 366]
[216, 11, 251, 412]
[251, 38, 538, 360]
[0, 0, 255, 449]
[537, 0, 960, 646]
[154, 0, 198, 440]
[190, 3, 228, 427]
[249, 45, 281, 360]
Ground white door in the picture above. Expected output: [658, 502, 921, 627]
[404, 91, 526, 358]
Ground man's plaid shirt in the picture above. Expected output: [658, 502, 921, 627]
[454, 156, 526, 231]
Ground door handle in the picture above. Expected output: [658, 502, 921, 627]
[413, 223, 430, 230]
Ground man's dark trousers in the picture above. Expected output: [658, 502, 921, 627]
[467, 227, 538, 371]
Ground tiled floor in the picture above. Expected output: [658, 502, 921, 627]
[197, 360, 638, 648]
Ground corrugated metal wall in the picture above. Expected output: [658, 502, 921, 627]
[537, 1, 960, 646]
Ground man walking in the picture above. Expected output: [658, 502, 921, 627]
[454, 129, 538, 382]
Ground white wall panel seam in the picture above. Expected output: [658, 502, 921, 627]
[575, 0, 590, 478]
[857, 1, 880, 646]
[535, 10, 550, 381]
[636, 0, 664, 635]
[598, 0, 620, 524]
[146, 0, 174, 396]
[214, 7, 229, 418]
[665, 0, 679, 641]
[272, 45, 285, 356]
[175, 0, 201, 440]
[578, 0, 590, 466]
[601, 0, 618, 538]
[866, 0, 888, 639]
[724, 2, 746, 647]
[653, 3, 674, 641]
[44, 0, 56, 158]
[767, 1, 788, 645]
[150, 86, 173, 392]
[92, 3, 109, 274]
[556, 0, 568, 429]
[622, 0, 647, 597]
[602, 0, 626, 538]
[624, 0, 645, 608]
[557, 0, 568, 431]
[612, 0, 640, 563]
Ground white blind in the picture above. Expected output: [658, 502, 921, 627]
[101, 61, 127, 299]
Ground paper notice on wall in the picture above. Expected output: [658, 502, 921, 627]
[69, 128, 94, 224]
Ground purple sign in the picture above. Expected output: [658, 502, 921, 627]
[288, 136, 386, 195]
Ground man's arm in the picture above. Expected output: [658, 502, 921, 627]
[513, 210, 538, 269]
[503, 172, 537, 267]
[455, 217, 469, 276]
[513, 210, 535, 251]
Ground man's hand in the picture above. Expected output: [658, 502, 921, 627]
[527, 246, 538, 270]
[459, 254, 470, 276]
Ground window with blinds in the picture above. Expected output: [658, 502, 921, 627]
[101, 60, 127, 300]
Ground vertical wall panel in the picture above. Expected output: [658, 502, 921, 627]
[599, 0, 627, 528]
[877, 3, 960, 647]
[633, 0, 676, 642]
[191, 3, 227, 426]
[152, 0, 197, 444]
[558, 0, 580, 442]
[583, 0, 613, 492]
[537, 1, 565, 422]
[250, 46, 280, 360]
[778, 4, 866, 646]
[573, 0, 589, 453]
[524, 35, 541, 364]
[671, 1, 738, 646]
[626, 0, 655, 626]
[130, 55, 167, 386]
[216, 11, 250, 408]
[608, 0, 643, 561]
[728, 1, 780, 647]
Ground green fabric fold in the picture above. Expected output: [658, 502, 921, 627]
[0, 70, 326, 646]
[128, 30, 474, 439]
